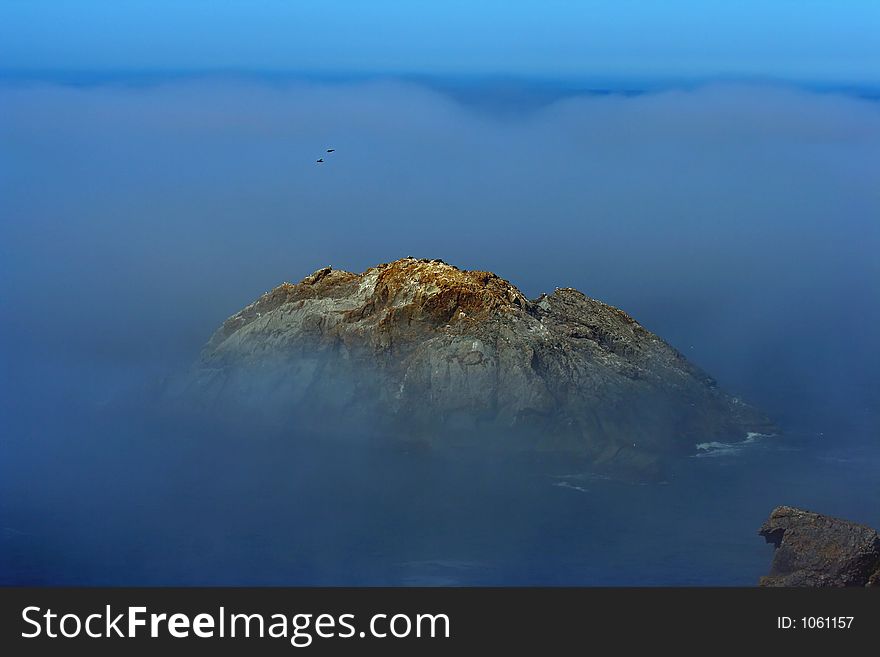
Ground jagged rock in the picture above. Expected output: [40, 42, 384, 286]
[759, 506, 880, 587]
[195, 257, 773, 473]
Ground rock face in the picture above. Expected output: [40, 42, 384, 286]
[196, 257, 772, 473]
[759, 506, 880, 587]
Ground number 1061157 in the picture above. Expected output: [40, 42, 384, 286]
[777, 616, 854, 629]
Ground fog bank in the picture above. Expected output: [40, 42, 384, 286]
[1, 77, 878, 584]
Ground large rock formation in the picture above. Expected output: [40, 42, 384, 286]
[759, 506, 880, 587]
[195, 257, 772, 473]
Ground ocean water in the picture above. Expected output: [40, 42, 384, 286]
[1, 396, 877, 586]
[1, 74, 878, 585]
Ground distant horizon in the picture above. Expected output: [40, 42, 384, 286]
[3, 66, 880, 86]
[2, 68, 879, 107]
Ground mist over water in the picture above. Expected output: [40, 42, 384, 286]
[1, 75, 878, 584]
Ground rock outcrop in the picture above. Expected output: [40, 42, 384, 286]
[195, 257, 772, 473]
[759, 506, 880, 587]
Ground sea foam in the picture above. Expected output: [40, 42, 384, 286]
[694, 432, 774, 457]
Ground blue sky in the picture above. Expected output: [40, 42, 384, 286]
[1, 1, 878, 81]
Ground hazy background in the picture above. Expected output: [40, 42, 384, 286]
[1, 1, 878, 584]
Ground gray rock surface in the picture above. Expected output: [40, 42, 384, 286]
[195, 257, 773, 473]
[759, 506, 880, 587]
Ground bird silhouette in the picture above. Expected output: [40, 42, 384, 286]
[326, 148, 335, 153]
[316, 158, 324, 163]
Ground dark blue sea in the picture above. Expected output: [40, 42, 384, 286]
[2, 394, 877, 585]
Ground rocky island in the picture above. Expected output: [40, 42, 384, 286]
[195, 257, 772, 474]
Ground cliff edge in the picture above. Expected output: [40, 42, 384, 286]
[759, 506, 880, 587]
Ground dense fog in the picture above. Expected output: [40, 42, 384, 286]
[1, 76, 878, 584]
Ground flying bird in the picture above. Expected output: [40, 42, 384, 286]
[326, 148, 335, 153]
[316, 158, 324, 163]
